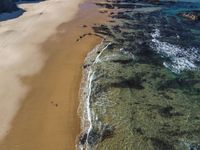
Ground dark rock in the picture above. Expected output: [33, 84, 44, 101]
[109, 20, 115, 23]
[87, 130, 101, 146]
[95, 3, 114, 9]
[79, 132, 88, 145]
[81, 125, 114, 146]
[111, 74, 145, 90]
[92, 25, 113, 37]
[82, 25, 87, 28]
[189, 143, 200, 150]
[83, 64, 90, 69]
[134, 127, 144, 135]
[179, 10, 200, 21]
[101, 125, 114, 141]
[111, 58, 133, 64]
[157, 78, 200, 91]
[158, 106, 173, 117]
[150, 137, 175, 150]
[112, 25, 121, 33]
[110, 12, 114, 15]
[158, 106, 183, 118]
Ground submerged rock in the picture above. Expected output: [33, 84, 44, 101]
[83, 124, 114, 147]
[101, 124, 114, 141]
[79, 132, 88, 145]
[150, 137, 175, 150]
[158, 106, 183, 118]
[189, 143, 200, 150]
[87, 130, 101, 146]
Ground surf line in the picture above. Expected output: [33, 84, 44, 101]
[84, 42, 111, 149]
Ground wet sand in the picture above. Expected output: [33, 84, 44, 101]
[0, 0, 108, 150]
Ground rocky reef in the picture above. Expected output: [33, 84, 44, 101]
[79, 0, 200, 149]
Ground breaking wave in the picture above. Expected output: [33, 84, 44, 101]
[151, 29, 200, 73]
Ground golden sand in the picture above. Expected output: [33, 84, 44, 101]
[0, 0, 83, 142]
[0, 0, 108, 149]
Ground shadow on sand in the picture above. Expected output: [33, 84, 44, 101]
[0, 0, 42, 22]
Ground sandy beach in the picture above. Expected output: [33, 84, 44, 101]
[0, 0, 108, 149]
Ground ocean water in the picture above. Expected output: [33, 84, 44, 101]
[80, 0, 200, 149]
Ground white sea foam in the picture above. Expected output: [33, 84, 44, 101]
[85, 70, 94, 149]
[80, 42, 111, 149]
[120, 48, 135, 59]
[93, 43, 111, 64]
[151, 29, 200, 73]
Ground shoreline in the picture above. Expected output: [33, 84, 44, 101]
[78, 41, 112, 149]
[0, 0, 109, 149]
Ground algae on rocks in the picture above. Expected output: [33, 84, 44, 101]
[80, 0, 200, 149]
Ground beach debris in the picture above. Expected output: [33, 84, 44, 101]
[82, 25, 88, 28]
[50, 101, 58, 107]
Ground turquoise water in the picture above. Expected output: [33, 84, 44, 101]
[80, 0, 200, 149]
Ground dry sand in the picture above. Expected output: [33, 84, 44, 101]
[0, 0, 83, 142]
[0, 0, 108, 149]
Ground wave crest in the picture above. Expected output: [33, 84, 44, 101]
[151, 29, 200, 73]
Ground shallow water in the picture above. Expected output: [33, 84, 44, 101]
[80, 0, 200, 149]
